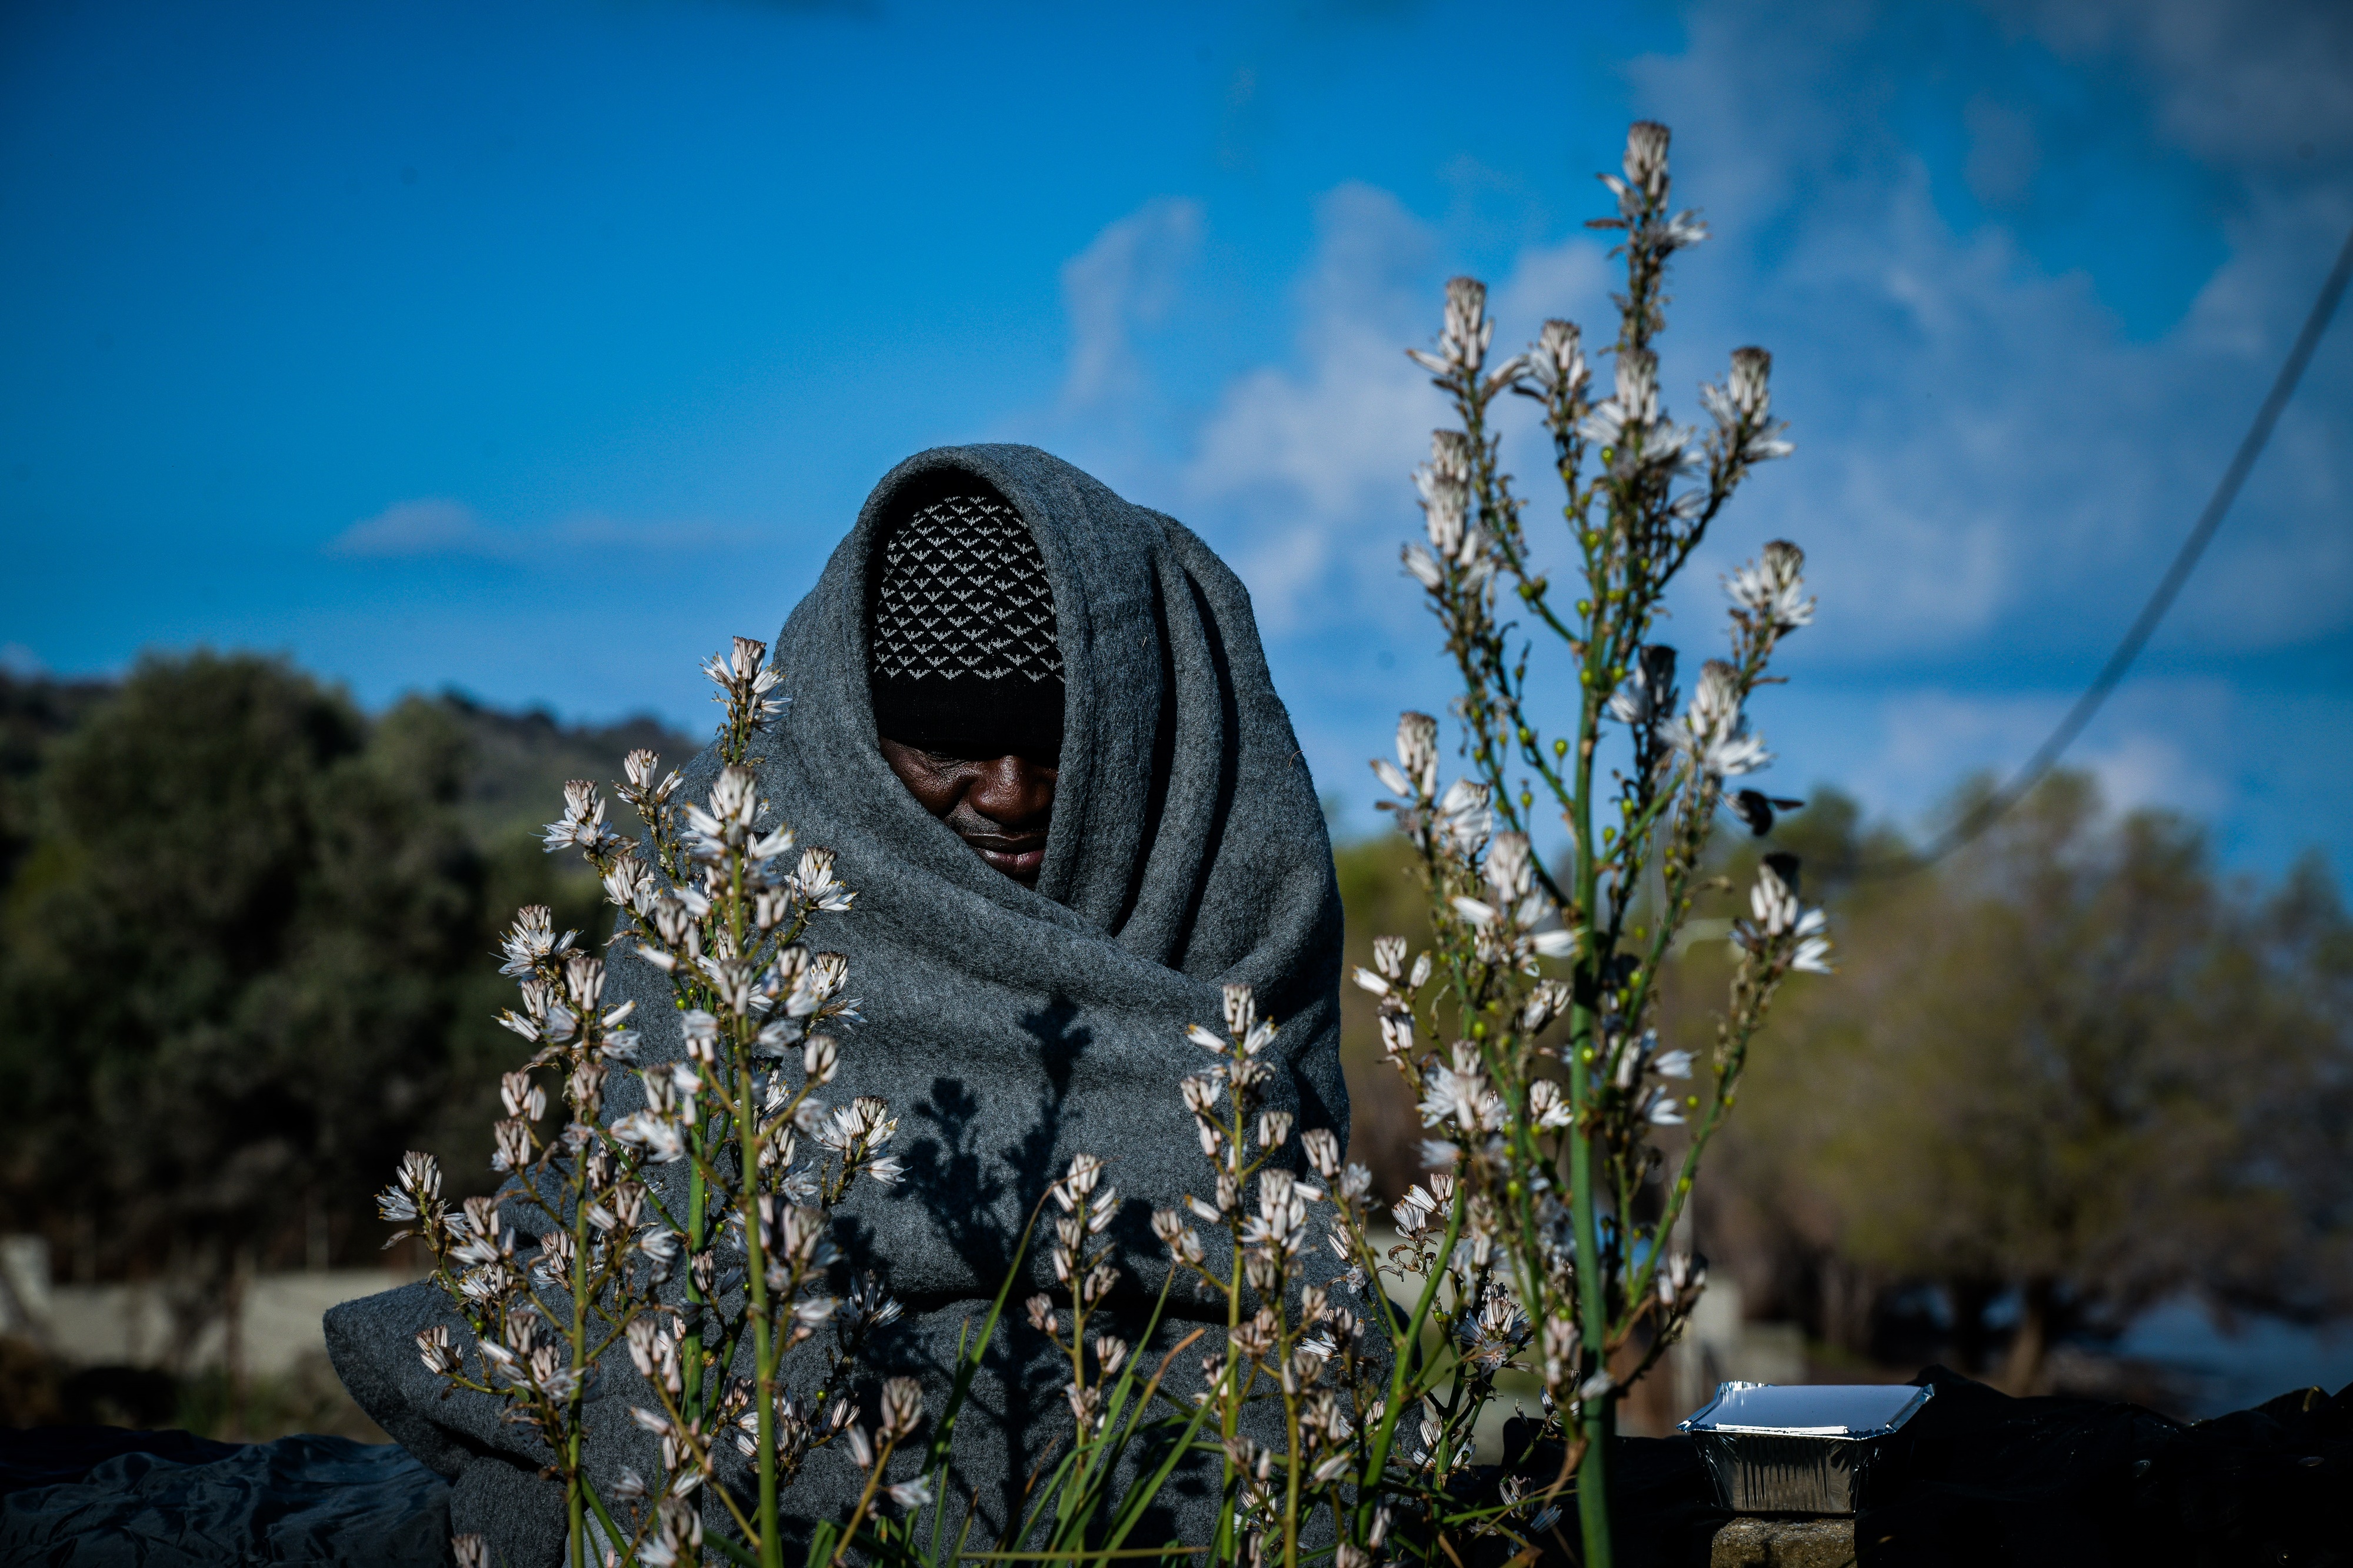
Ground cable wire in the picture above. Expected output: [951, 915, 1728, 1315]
[1857, 221, 2353, 879]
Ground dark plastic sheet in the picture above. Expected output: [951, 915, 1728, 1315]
[0, 1430, 451, 1567]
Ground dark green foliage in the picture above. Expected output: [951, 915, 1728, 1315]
[0, 655, 676, 1305]
[1332, 776, 2353, 1387]
[1671, 775, 2353, 1386]
[0, 671, 112, 893]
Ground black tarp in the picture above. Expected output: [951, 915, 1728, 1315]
[5, 1367, 2347, 1566]
[0, 1425, 449, 1566]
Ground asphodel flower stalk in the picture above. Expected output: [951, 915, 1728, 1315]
[1365, 117, 1832, 1567]
[376, 636, 899, 1568]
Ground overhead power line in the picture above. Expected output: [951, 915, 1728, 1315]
[1860, 221, 2353, 879]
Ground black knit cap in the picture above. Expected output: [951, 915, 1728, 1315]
[868, 478, 1065, 762]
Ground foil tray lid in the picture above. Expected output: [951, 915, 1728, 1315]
[1678, 1380, 1934, 1439]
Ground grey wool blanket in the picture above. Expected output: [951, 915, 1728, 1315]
[328, 444, 1348, 1564]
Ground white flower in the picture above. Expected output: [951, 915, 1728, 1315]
[1418, 1063, 1491, 1132]
[611, 1111, 685, 1163]
[1607, 645, 1678, 734]
[1751, 861, 1801, 935]
[1522, 318, 1588, 403]
[1530, 928, 1579, 959]
[1434, 777, 1494, 855]
[1484, 832, 1533, 902]
[1396, 712, 1439, 799]
[1725, 539, 1813, 631]
[1579, 348, 1655, 448]
[1528, 1079, 1574, 1130]
[541, 780, 624, 857]
[1661, 659, 1772, 778]
[1409, 428, 1490, 569]
[1407, 276, 1496, 381]
[877, 1376, 924, 1440]
[1519, 980, 1572, 1034]
[792, 847, 856, 913]
[1791, 908, 1836, 975]
[1699, 346, 1793, 462]
[1624, 120, 1668, 200]
[702, 636, 787, 728]
[497, 906, 574, 978]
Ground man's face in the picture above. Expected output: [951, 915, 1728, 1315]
[877, 737, 1058, 886]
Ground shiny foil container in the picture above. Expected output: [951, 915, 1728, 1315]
[1677, 1381, 1934, 1514]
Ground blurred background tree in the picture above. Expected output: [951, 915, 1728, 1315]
[1330, 766, 2353, 1396]
[0, 656, 667, 1364]
[1668, 775, 2353, 1392]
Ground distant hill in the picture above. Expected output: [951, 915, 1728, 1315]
[0, 670, 701, 859]
[432, 692, 701, 848]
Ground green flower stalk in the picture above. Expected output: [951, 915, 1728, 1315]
[1372, 117, 1832, 1566]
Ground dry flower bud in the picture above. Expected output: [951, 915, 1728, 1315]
[878, 1376, 924, 1440]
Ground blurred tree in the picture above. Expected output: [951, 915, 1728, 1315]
[0, 656, 602, 1344]
[0, 672, 111, 894]
[1683, 774, 2353, 1390]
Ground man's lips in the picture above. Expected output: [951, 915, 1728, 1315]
[963, 834, 1046, 875]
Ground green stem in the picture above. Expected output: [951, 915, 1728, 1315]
[739, 1060, 779, 1565]
[571, 1125, 595, 1568]
[1354, 1193, 1465, 1544]
[1280, 1355, 1301, 1568]
[685, 1152, 706, 1416]
[1568, 598, 1615, 1567]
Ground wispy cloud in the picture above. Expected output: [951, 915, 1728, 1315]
[1627, 0, 2353, 664]
[1181, 184, 1441, 631]
[328, 499, 753, 562]
[1043, 0, 2353, 860]
[328, 499, 488, 558]
[1059, 197, 1204, 411]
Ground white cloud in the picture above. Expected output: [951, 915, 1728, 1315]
[1059, 197, 1204, 409]
[327, 499, 750, 562]
[1181, 184, 1442, 631]
[1622, 0, 2353, 662]
[1038, 0, 2353, 865]
[329, 498, 489, 558]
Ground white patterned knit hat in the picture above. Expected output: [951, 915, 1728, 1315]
[868, 488, 1065, 760]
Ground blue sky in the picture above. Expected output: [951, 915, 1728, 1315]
[4, 0, 2350, 876]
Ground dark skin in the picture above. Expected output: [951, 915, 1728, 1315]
[878, 736, 1059, 886]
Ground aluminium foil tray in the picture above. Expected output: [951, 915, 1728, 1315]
[1677, 1381, 1934, 1514]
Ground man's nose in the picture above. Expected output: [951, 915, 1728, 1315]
[966, 755, 1055, 826]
